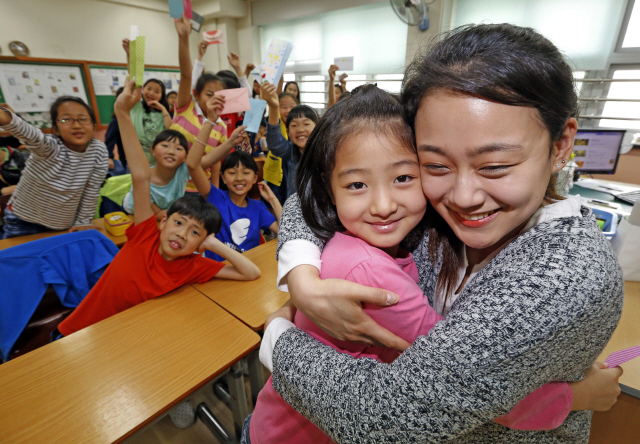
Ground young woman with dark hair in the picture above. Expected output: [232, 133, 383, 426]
[260, 23, 624, 443]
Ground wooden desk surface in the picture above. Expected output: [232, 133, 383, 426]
[0, 286, 260, 443]
[597, 281, 640, 396]
[0, 218, 127, 251]
[193, 240, 289, 331]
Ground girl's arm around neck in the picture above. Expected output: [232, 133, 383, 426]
[200, 125, 247, 171]
[200, 235, 260, 281]
[114, 79, 153, 225]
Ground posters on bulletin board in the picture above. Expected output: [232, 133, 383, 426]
[89, 68, 181, 96]
[0, 64, 88, 113]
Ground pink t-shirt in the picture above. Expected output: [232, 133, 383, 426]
[250, 233, 572, 443]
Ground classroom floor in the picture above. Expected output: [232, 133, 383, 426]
[127, 366, 261, 444]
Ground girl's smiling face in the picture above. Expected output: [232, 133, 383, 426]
[288, 116, 315, 150]
[142, 81, 163, 104]
[330, 132, 426, 257]
[415, 91, 575, 258]
[53, 101, 95, 152]
[151, 137, 186, 169]
[195, 81, 225, 118]
[285, 83, 299, 97]
[279, 96, 297, 122]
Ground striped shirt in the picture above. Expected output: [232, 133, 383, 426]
[1, 111, 108, 230]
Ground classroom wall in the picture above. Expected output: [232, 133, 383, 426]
[250, 0, 388, 27]
[0, 0, 202, 66]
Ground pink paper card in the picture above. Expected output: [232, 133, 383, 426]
[604, 345, 640, 367]
[215, 88, 251, 115]
[182, 0, 192, 19]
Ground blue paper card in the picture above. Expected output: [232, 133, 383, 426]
[168, 0, 184, 18]
[242, 99, 267, 134]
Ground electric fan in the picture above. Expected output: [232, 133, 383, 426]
[390, 0, 430, 31]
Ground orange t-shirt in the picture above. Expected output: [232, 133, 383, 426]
[58, 216, 224, 336]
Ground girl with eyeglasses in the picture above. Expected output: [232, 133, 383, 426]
[0, 96, 108, 239]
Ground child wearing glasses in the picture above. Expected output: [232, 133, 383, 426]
[0, 96, 108, 239]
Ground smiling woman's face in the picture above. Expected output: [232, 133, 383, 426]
[415, 90, 575, 258]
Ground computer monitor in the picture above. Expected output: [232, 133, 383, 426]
[572, 129, 625, 175]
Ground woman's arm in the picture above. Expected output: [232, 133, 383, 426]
[175, 15, 193, 111]
[270, 230, 625, 442]
[200, 235, 260, 280]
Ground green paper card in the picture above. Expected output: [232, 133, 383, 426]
[129, 36, 146, 87]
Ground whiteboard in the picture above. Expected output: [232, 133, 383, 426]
[0, 64, 89, 113]
[90, 67, 181, 96]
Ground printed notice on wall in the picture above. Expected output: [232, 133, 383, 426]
[0, 64, 88, 113]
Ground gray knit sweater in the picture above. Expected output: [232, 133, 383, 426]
[271, 195, 624, 443]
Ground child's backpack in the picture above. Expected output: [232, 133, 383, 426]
[0, 147, 29, 187]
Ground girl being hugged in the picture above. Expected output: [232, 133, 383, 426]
[123, 39, 172, 166]
[245, 85, 620, 444]
[0, 97, 108, 239]
[171, 15, 228, 188]
[187, 96, 282, 262]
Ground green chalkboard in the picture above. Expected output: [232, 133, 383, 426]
[88, 65, 180, 126]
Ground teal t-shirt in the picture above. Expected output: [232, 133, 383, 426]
[123, 163, 190, 214]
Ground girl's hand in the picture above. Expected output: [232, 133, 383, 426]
[244, 63, 256, 78]
[265, 300, 297, 330]
[174, 15, 192, 38]
[338, 73, 348, 83]
[228, 52, 241, 70]
[122, 38, 130, 55]
[205, 95, 225, 122]
[229, 125, 247, 145]
[570, 362, 623, 411]
[258, 181, 276, 201]
[286, 265, 408, 351]
[328, 64, 339, 80]
[147, 100, 166, 113]
[197, 40, 208, 60]
[114, 77, 142, 114]
[261, 82, 279, 108]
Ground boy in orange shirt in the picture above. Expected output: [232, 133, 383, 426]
[58, 77, 260, 337]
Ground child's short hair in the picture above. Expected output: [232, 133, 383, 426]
[50, 96, 96, 131]
[221, 150, 258, 175]
[167, 91, 177, 98]
[216, 70, 241, 89]
[151, 129, 189, 152]
[296, 84, 414, 242]
[278, 92, 299, 105]
[195, 73, 224, 94]
[167, 194, 221, 235]
[285, 105, 318, 129]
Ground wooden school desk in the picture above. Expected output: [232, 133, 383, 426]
[0, 285, 260, 444]
[193, 240, 289, 401]
[589, 281, 640, 444]
[0, 217, 127, 250]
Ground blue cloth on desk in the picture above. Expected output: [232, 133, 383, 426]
[0, 230, 119, 360]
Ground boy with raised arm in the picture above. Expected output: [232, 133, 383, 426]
[58, 78, 260, 337]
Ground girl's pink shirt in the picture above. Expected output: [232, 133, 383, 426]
[250, 233, 572, 443]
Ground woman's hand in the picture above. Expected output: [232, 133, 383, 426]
[570, 362, 623, 411]
[197, 40, 208, 60]
[114, 77, 142, 115]
[122, 38, 130, 55]
[174, 15, 192, 38]
[286, 265, 408, 351]
[328, 64, 338, 81]
[261, 82, 279, 108]
[204, 95, 225, 122]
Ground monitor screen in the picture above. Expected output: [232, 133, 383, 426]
[572, 129, 625, 174]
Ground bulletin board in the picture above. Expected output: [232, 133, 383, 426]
[89, 64, 181, 126]
[0, 58, 92, 129]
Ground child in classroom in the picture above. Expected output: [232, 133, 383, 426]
[245, 84, 620, 444]
[122, 39, 173, 166]
[186, 95, 282, 262]
[171, 16, 228, 188]
[0, 97, 108, 239]
[261, 82, 318, 201]
[57, 77, 260, 338]
[166, 91, 177, 118]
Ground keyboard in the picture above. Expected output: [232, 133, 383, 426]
[615, 190, 640, 205]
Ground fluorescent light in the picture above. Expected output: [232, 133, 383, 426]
[297, 59, 322, 65]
